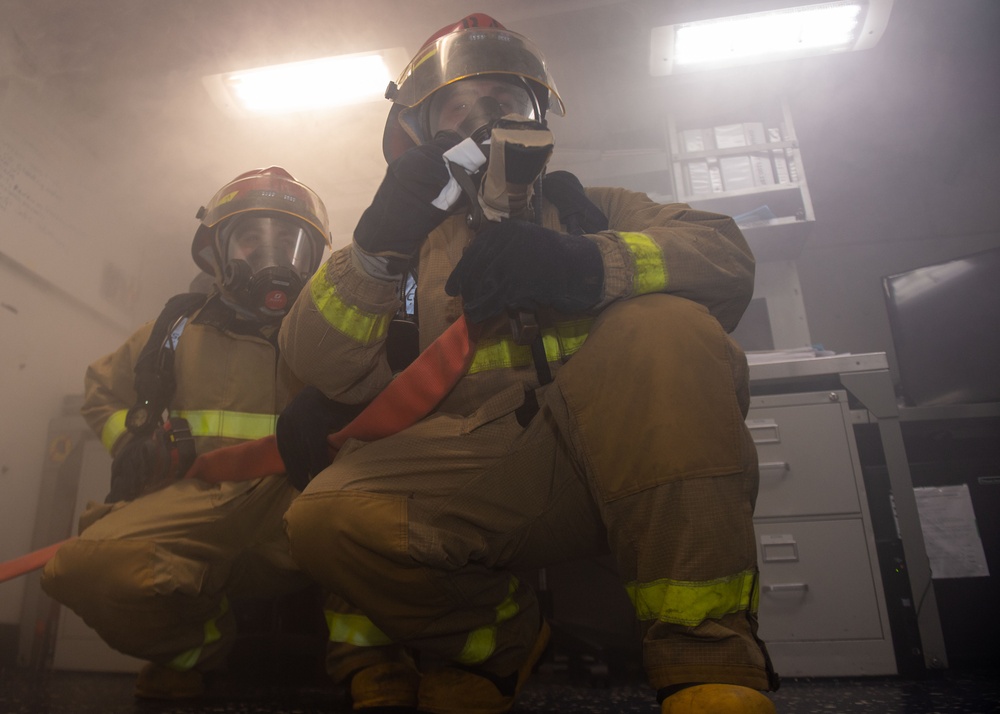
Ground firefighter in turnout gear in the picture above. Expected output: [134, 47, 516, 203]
[279, 13, 779, 714]
[41, 167, 331, 700]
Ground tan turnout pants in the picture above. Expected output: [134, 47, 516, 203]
[285, 294, 775, 691]
[42, 475, 309, 671]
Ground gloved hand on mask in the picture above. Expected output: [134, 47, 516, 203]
[445, 219, 604, 324]
[354, 132, 485, 269]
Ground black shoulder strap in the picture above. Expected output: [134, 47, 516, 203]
[128, 292, 208, 434]
[541, 170, 609, 236]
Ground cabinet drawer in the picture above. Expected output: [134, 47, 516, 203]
[748, 399, 861, 517]
[755, 519, 885, 642]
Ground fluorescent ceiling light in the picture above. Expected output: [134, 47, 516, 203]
[650, 0, 894, 76]
[204, 47, 409, 116]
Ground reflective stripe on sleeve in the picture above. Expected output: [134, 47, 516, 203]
[467, 319, 592, 375]
[168, 596, 229, 672]
[325, 611, 393, 647]
[310, 266, 392, 345]
[626, 569, 759, 627]
[620, 232, 668, 295]
[455, 576, 521, 665]
[101, 409, 129, 453]
[172, 410, 277, 440]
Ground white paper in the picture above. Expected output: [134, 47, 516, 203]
[914, 484, 990, 579]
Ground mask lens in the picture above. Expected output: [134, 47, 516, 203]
[222, 215, 316, 276]
[428, 78, 534, 137]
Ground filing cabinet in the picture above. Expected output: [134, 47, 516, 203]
[748, 390, 898, 677]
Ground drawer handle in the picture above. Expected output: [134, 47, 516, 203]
[759, 461, 790, 475]
[763, 582, 809, 593]
[747, 420, 780, 444]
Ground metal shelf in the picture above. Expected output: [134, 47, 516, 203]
[666, 95, 815, 261]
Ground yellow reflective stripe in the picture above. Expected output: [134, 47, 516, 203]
[455, 576, 520, 665]
[325, 611, 392, 647]
[172, 410, 277, 440]
[620, 232, 668, 295]
[626, 569, 758, 627]
[101, 410, 129, 453]
[467, 320, 593, 375]
[456, 627, 496, 667]
[102, 409, 274, 452]
[168, 596, 229, 672]
[310, 265, 392, 345]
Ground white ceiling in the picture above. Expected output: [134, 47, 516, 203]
[2, 0, 999, 317]
[2, 1, 666, 286]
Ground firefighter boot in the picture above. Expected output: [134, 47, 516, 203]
[350, 660, 421, 710]
[134, 662, 205, 699]
[417, 620, 551, 714]
[660, 684, 776, 713]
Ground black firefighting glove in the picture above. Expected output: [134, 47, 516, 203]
[445, 219, 604, 324]
[275, 386, 367, 491]
[353, 131, 464, 263]
[107, 424, 191, 503]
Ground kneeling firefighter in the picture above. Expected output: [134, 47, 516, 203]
[41, 167, 344, 699]
[269, 12, 780, 714]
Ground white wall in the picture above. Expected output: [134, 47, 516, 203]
[0, 256, 128, 623]
[0, 80, 157, 625]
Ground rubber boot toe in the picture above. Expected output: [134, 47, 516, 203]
[661, 683, 776, 713]
[350, 660, 421, 710]
[134, 662, 205, 700]
[418, 620, 551, 714]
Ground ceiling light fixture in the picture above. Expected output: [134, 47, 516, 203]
[203, 48, 409, 117]
[650, 0, 894, 76]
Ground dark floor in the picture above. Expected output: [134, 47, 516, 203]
[2, 662, 999, 714]
[4, 594, 998, 713]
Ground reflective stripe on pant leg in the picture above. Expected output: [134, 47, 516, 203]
[455, 575, 520, 666]
[168, 596, 229, 671]
[287, 405, 563, 677]
[286, 486, 540, 677]
[627, 569, 759, 627]
[327, 611, 393, 647]
[549, 294, 773, 689]
[322, 591, 419, 684]
[609, 473, 771, 690]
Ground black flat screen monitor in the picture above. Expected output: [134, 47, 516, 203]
[882, 246, 1000, 407]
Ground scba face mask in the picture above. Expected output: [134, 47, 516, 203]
[426, 79, 555, 227]
[427, 78, 535, 143]
[218, 214, 318, 320]
[382, 17, 565, 163]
